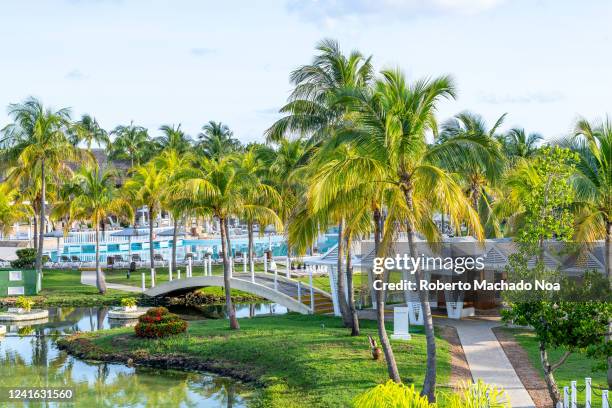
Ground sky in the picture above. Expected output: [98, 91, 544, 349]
[0, 0, 610, 145]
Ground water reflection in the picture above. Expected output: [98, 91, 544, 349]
[0, 306, 259, 407]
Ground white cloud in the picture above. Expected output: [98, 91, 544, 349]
[286, 0, 505, 24]
[65, 69, 87, 80]
[479, 91, 564, 104]
[190, 47, 217, 57]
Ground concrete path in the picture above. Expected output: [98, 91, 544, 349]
[80, 270, 142, 293]
[441, 318, 535, 408]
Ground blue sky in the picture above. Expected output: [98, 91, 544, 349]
[0, 0, 610, 144]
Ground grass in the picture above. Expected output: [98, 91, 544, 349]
[62, 313, 452, 407]
[35, 268, 131, 306]
[503, 328, 607, 406]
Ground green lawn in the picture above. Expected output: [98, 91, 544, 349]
[503, 328, 607, 406]
[61, 314, 452, 407]
[36, 268, 131, 306]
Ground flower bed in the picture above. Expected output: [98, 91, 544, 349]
[134, 307, 187, 338]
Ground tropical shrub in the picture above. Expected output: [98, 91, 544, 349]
[445, 380, 510, 408]
[121, 297, 138, 308]
[10, 248, 37, 268]
[15, 296, 34, 312]
[353, 381, 435, 408]
[134, 307, 187, 338]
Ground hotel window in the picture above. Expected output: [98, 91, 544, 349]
[7, 286, 25, 295]
[9, 271, 22, 281]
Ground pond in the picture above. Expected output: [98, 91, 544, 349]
[0, 303, 287, 407]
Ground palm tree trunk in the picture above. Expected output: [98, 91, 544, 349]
[220, 216, 239, 330]
[345, 233, 359, 336]
[540, 342, 561, 405]
[373, 206, 401, 382]
[171, 216, 178, 272]
[148, 210, 155, 273]
[336, 219, 351, 327]
[403, 184, 436, 402]
[35, 159, 45, 275]
[247, 221, 254, 269]
[607, 220, 612, 388]
[95, 222, 106, 293]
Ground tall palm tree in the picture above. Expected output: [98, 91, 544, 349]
[500, 128, 543, 160]
[563, 117, 612, 388]
[438, 111, 506, 236]
[155, 149, 195, 271]
[69, 165, 132, 293]
[266, 39, 374, 327]
[71, 114, 109, 150]
[156, 124, 192, 153]
[337, 70, 484, 401]
[566, 117, 612, 281]
[177, 156, 245, 330]
[1, 97, 82, 275]
[124, 162, 167, 275]
[109, 121, 152, 167]
[235, 148, 283, 269]
[197, 121, 241, 161]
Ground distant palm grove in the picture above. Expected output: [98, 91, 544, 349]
[0, 39, 610, 402]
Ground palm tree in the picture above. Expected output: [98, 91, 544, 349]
[566, 117, 612, 281]
[563, 117, 612, 388]
[177, 156, 244, 330]
[69, 165, 132, 293]
[156, 124, 192, 153]
[155, 149, 195, 271]
[124, 162, 167, 275]
[109, 121, 152, 167]
[0, 184, 29, 237]
[71, 114, 109, 150]
[500, 128, 543, 160]
[266, 39, 374, 327]
[337, 70, 484, 401]
[197, 121, 241, 161]
[438, 111, 506, 236]
[1, 97, 82, 275]
[235, 148, 283, 270]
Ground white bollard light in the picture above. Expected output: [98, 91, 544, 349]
[563, 386, 569, 408]
[141, 272, 146, 292]
[308, 266, 315, 313]
[169, 261, 173, 281]
[188, 258, 192, 278]
[286, 255, 291, 278]
[264, 256, 268, 273]
[602, 390, 608, 408]
[243, 254, 247, 273]
[177, 269, 181, 279]
[297, 281, 302, 303]
[571, 381, 577, 408]
[585, 378, 591, 408]
[150, 268, 155, 287]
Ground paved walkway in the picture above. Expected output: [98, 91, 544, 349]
[80, 270, 142, 293]
[438, 318, 535, 408]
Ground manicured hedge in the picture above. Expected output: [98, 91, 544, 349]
[135, 307, 187, 338]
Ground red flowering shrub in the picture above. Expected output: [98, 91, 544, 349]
[135, 307, 187, 338]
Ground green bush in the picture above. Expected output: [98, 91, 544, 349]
[121, 297, 138, 308]
[134, 307, 187, 338]
[354, 381, 435, 408]
[445, 380, 510, 408]
[10, 248, 37, 268]
[15, 296, 34, 311]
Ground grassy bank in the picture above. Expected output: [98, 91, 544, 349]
[503, 328, 607, 406]
[58, 314, 452, 407]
